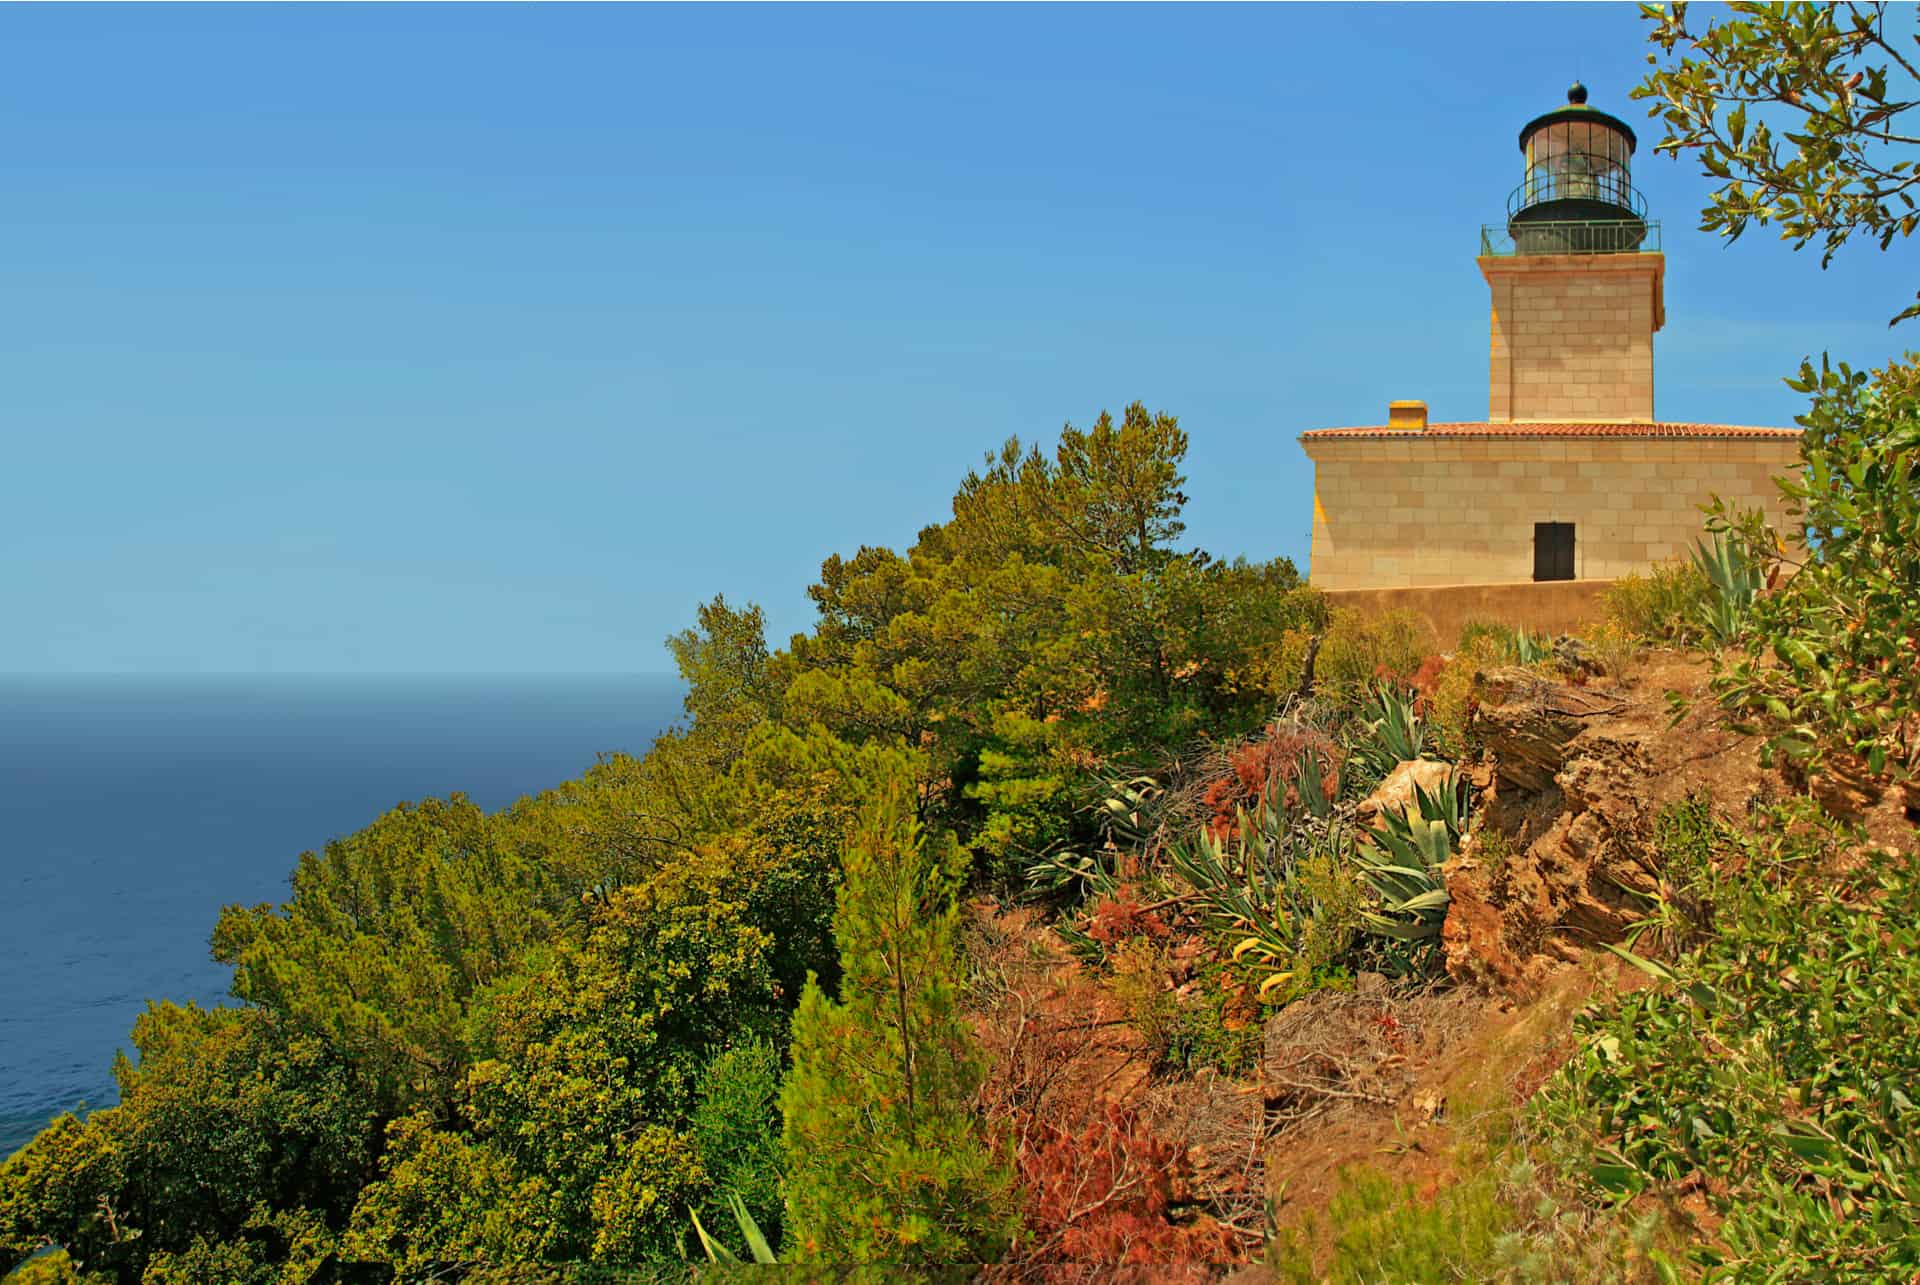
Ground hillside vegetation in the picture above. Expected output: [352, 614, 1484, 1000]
[3, 347, 1914, 1283]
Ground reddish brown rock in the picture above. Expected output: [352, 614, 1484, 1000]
[1443, 655, 1913, 993]
[1442, 668, 1678, 992]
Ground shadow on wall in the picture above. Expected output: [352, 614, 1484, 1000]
[1322, 580, 1613, 647]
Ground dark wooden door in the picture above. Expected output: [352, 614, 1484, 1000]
[1533, 522, 1575, 581]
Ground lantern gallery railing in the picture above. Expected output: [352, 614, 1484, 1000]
[1480, 220, 1660, 257]
[1507, 154, 1649, 221]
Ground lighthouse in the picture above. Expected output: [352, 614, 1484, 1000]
[1485, 82, 1663, 424]
[1295, 84, 1800, 633]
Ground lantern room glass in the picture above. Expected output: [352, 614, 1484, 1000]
[1522, 118, 1633, 211]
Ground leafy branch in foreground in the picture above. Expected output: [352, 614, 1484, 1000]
[1706, 355, 1920, 777]
[1637, 1, 1920, 324]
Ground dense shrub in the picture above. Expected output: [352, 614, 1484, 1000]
[1602, 558, 1711, 644]
[341, 1116, 550, 1271]
[689, 1041, 785, 1258]
[1577, 617, 1640, 682]
[1314, 608, 1436, 701]
[1427, 634, 1511, 759]
[1541, 798, 1920, 1281]
[0, 1006, 378, 1283]
[1455, 617, 1512, 653]
[1268, 1156, 1664, 1284]
[1709, 356, 1920, 776]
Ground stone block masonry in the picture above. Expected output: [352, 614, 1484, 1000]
[1301, 433, 1801, 591]
[1482, 252, 1664, 423]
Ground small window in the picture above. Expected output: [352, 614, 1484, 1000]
[1534, 522, 1575, 582]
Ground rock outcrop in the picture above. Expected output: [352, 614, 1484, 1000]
[1441, 668, 1692, 994]
[1441, 658, 1918, 995]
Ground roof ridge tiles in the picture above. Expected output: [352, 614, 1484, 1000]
[1299, 420, 1799, 439]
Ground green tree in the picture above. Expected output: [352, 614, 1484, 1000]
[1708, 355, 1920, 775]
[1637, 1, 1920, 323]
[456, 857, 786, 1262]
[780, 778, 1017, 1265]
[1639, 2, 1920, 775]
[666, 594, 780, 774]
[772, 406, 1311, 883]
[0, 1005, 377, 1283]
[211, 795, 556, 1117]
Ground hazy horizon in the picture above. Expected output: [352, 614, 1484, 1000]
[5, 4, 1906, 676]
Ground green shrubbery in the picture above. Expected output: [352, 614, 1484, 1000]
[1540, 797, 1920, 1281]
[1708, 357, 1920, 777]
[1426, 632, 1507, 759]
[0, 1005, 378, 1283]
[1602, 558, 1713, 645]
[1268, 1156, 1664, 1285]
[780, 778, 1018, 1265]
[688, 1040, 785, 1261]
[1314, 608, 1436, 702]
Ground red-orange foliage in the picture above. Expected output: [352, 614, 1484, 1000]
[1087, 890, 1171, 946]
[1202, 724, 1340, 839]
[1020, 1105, 1238, 1264]
[971, 908, 1249, 1271]
[1408, 653, 1448, 715]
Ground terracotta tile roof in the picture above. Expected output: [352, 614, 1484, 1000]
[1300, 421, 1799, 440]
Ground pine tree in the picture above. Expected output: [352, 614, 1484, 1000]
[779, 776, 1017, 1265]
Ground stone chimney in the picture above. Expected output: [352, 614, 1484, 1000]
[1388, 400, 1429, 430]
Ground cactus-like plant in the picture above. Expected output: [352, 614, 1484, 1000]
[691, 1192, 779, 1264]
[1352, 769, 1464, 967]
[1689, 529, 1764, 643]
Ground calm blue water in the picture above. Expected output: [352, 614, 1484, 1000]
[0, 674, 684, 1160]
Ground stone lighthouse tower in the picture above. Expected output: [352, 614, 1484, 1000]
[1296, 84, 1800, 629]
[1485, 83, 1661, 423]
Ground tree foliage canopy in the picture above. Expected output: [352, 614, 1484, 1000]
[780, 777, 1018, 1265]
[3, 401, 1319, 1278]
[1709, 355, 1920, 775]
[1637, 1, 1920, 323]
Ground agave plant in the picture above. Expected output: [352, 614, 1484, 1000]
[1025, 774, 1159, 899]
[1690, 529, 1764, 643]
[1165, 794, 1326, 1000]
[1024, 847, 1118, 900]
[1391, 769, 1468, 840]
[691, 1192, 779, 1264]
[1351, 682, 1429, 781]
[1291, 741, 1337, 820]
[1096, 774, 1164, 849]
[1353, 769, 1465, 967]
[1508, 630, 1555, 665]
[1353, 823, 1450, 961]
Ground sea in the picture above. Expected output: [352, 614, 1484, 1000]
[0, 673, 685, 1160]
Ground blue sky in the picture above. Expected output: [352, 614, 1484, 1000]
[3, 4, 1909, 674]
